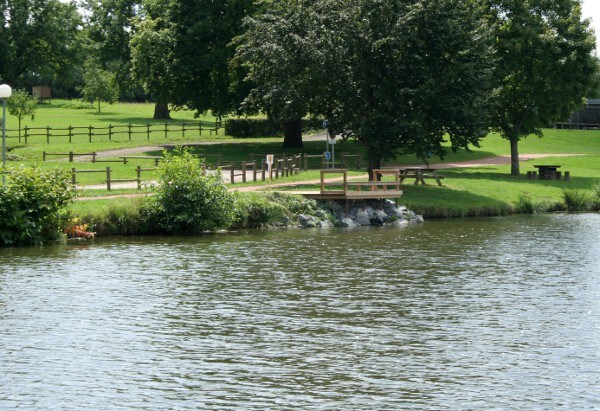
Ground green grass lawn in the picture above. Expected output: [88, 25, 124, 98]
[3, 100, 599, 218]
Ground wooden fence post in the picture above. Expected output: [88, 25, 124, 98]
[242, 162, 247, 183]
[106, 167, 112, 191]
[261, 160, 266, 182]
[108, 124, 113, 141]
[69, 151, 74, 162]
[164, 123, 168, 139]
[146, 123, 151, 140]
[24, 126, 28, 144]
[46, 126, 51, 144]
[182, 123, 186, 138]
[68, 125, 73, 143]
[88, 125, 93, 143]
[71, 168, 77, 186]
[128, 123, 132, 141]
[136, 166, 142, 189]
[230, 166, 235, 184]
[43, 151, 47, 161]
[198, 122, 202, 137]
[252, 161, 257, 182]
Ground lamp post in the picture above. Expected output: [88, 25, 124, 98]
[0, 84, 12, 185]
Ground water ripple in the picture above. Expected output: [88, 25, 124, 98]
[1, 214, 600, 409]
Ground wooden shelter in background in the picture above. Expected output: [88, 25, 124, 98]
[553, 99, 600, 129]
[32, 86, 51, 103]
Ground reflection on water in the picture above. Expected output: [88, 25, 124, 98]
[1, 214, 600, 409]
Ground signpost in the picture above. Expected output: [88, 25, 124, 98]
[266, 154, 274, 183]
[323, 119, 334, 168]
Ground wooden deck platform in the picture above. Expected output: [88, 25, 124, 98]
[296, 169, 403, 201]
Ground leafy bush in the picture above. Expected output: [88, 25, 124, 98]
[592, 181, 600, 211]
[233, 191, 318, 228]
[562, 189, 590, 212]
[62, 99, 96, 110]
[233, 193, 286, 228]
[515, 195, 535, 214]
[225, 117, 325, 138]
[81, 198, 151, 236]
[0, 166, 74, 245]
[145, 149, 237, 233]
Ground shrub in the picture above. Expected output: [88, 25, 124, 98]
[233, 193, 287, 228]
[233, 192, 318, 228]
[63, 99, 96, 110]
[515, 195, 535, 214]
[146, 149, 237, 234]
[81, 198, 151, 236]
[592, 181, 600, 211]
[562, 189, 590, 212]
[0, 166, 74, 246]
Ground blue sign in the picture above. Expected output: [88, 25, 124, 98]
[324, 151, 331, 160]
[322, 119, 330, 129]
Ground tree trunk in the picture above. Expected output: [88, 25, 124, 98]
[510, 138, 520, 176]
[153, 103, 171, 120]
[97, 100, 101, 113]
[282, 118, 303, 149]
[368, 157, 382, 181]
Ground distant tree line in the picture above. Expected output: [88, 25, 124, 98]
[0, 0, 598, 175]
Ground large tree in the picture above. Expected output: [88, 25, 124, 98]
[238, 0, 494, 171]
[130, 0, 256, 120]
[487, 0, 597, 175]
[130, 0, 176, 119]
[81, 0, 141, 100]
[0, 0, 82, 91]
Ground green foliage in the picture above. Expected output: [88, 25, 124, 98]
[237, 0, 494, 168]
[131, 0, 256, 116]
[62, 99, 96, 110]
[515, 195, 535, 214]
[487, 0, 597, 175]
[6, 89, 38, 133]
[562, 189, 590, 212]
[0, 0, 82, 90]
[232, 191, 317, 228]
[592, 181, 600, 211]
[130, 3, 176, 109]
[0, 166, 74, 246]
[81, 60, 120, 113]
[79, 197, 151, 236]
[146, 149, 237, 233]
[80, 0, 139, 100]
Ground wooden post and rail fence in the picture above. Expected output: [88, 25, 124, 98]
[4, 121, 222, 144]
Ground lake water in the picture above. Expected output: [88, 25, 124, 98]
[1, 214, 600, 410]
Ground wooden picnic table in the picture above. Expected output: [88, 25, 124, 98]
[533, 164, 562, 180]
[373, 167, 444, 186]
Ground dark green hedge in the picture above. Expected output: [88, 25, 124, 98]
[225, 118, 325, 138]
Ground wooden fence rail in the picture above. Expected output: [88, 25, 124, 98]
[4, 121, 223, 144]
[71, 166, 156, 191]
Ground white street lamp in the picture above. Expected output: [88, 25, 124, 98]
[0, 84, 12, 185]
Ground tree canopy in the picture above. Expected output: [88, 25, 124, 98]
[238, 0, 495, 171]
[0, 0, 82, 92]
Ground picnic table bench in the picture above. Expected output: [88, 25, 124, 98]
[373, 167, 445, 186]
[530, 164, 570, 181]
